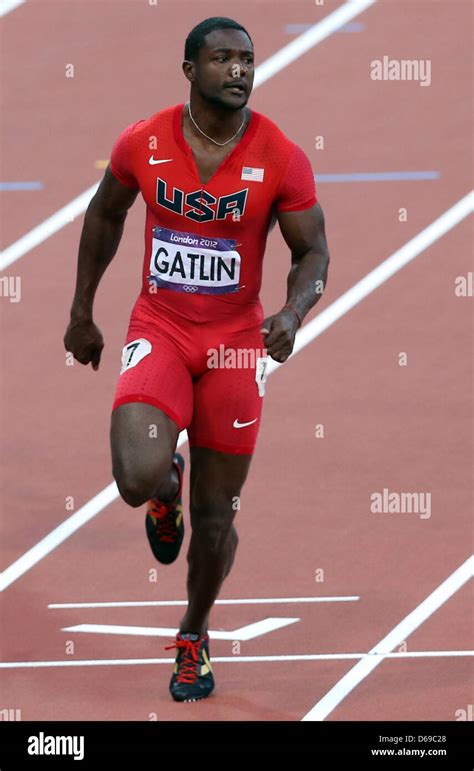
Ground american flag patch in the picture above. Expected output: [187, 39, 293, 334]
[241, 166, 265, 182]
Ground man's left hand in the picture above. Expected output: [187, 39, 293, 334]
[261, 308, 300, 363]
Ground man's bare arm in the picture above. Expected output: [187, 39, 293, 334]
[262, 202, 330, 363]
[64, 167, 139, 369]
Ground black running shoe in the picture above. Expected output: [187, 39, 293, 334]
[165, 632, 215, 702]
[145, 453, 184, 565]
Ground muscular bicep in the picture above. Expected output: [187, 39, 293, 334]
[90, 166, 139, 219]
[277, 202, 328, 259]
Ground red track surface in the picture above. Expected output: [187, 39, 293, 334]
[1, 0, 472, 722]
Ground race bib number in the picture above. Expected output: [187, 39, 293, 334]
[148, 227, 241, 295]
[120, 338, 152, 374]
[255, 356, 268, 397]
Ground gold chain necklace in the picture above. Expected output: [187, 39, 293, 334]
[186, 101, 246, 147]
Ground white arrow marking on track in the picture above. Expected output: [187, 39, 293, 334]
[62, 617, 300, 641]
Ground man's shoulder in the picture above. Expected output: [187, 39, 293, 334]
[252, 110, 297, 148]
[249, 110, 302, 178]
[125, 104, 180, 139]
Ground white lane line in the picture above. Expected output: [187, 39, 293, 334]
[0, 430, 186, 592]
[0, 482, 119, 591]
[1, 651, 472, 669]
[0, 184, 99, 271]
[254, 0, 376, 87]
[301, 554, 474, 721]
[0, 0, 376, 271]
[0, 0, 25, 17]
[269, 190, 474, 376]
[61, 618, 300, 640]
[48, 596, 360, 608]
[1, 191, 473, 592]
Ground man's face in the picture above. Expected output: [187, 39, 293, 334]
[190, 28, 254, 109]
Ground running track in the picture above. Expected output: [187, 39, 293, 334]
[1, 0, 472, 722]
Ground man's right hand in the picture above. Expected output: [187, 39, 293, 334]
[64, 318, 104, 371]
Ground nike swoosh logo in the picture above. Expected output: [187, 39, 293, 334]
[149, 157, 173, 165]
[233, 418, 258, 429]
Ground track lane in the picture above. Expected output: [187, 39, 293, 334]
[1, 0, 472, 722]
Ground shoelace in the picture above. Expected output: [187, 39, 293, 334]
[148, 502, 178, 542]
[165, 637, 201, 683]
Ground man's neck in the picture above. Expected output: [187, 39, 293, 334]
[186, 95, 249, 145]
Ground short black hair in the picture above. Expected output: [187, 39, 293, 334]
[184, 17, 252, 62]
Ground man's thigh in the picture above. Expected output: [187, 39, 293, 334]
[110, 402, 180, 483]
[113, 325, 194, 430]
[110, 320, 193, 486]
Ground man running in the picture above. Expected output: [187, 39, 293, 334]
[64, 17, 330, 703]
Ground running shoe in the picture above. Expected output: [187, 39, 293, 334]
[165, 631, 215, 702]
[145, 453, 184, 565]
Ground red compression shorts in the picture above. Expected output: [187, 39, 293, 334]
[112, 295, 269, 455]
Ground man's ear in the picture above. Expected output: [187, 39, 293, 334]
[182, 60, 195, 83]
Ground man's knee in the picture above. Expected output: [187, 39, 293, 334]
[113, 466, 155, 508]
[110, 402, 179, 507]
[189, 494, 239, 552]
[113, 456, 170, 508]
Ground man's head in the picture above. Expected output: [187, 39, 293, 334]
[183, 17, 254, 110]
